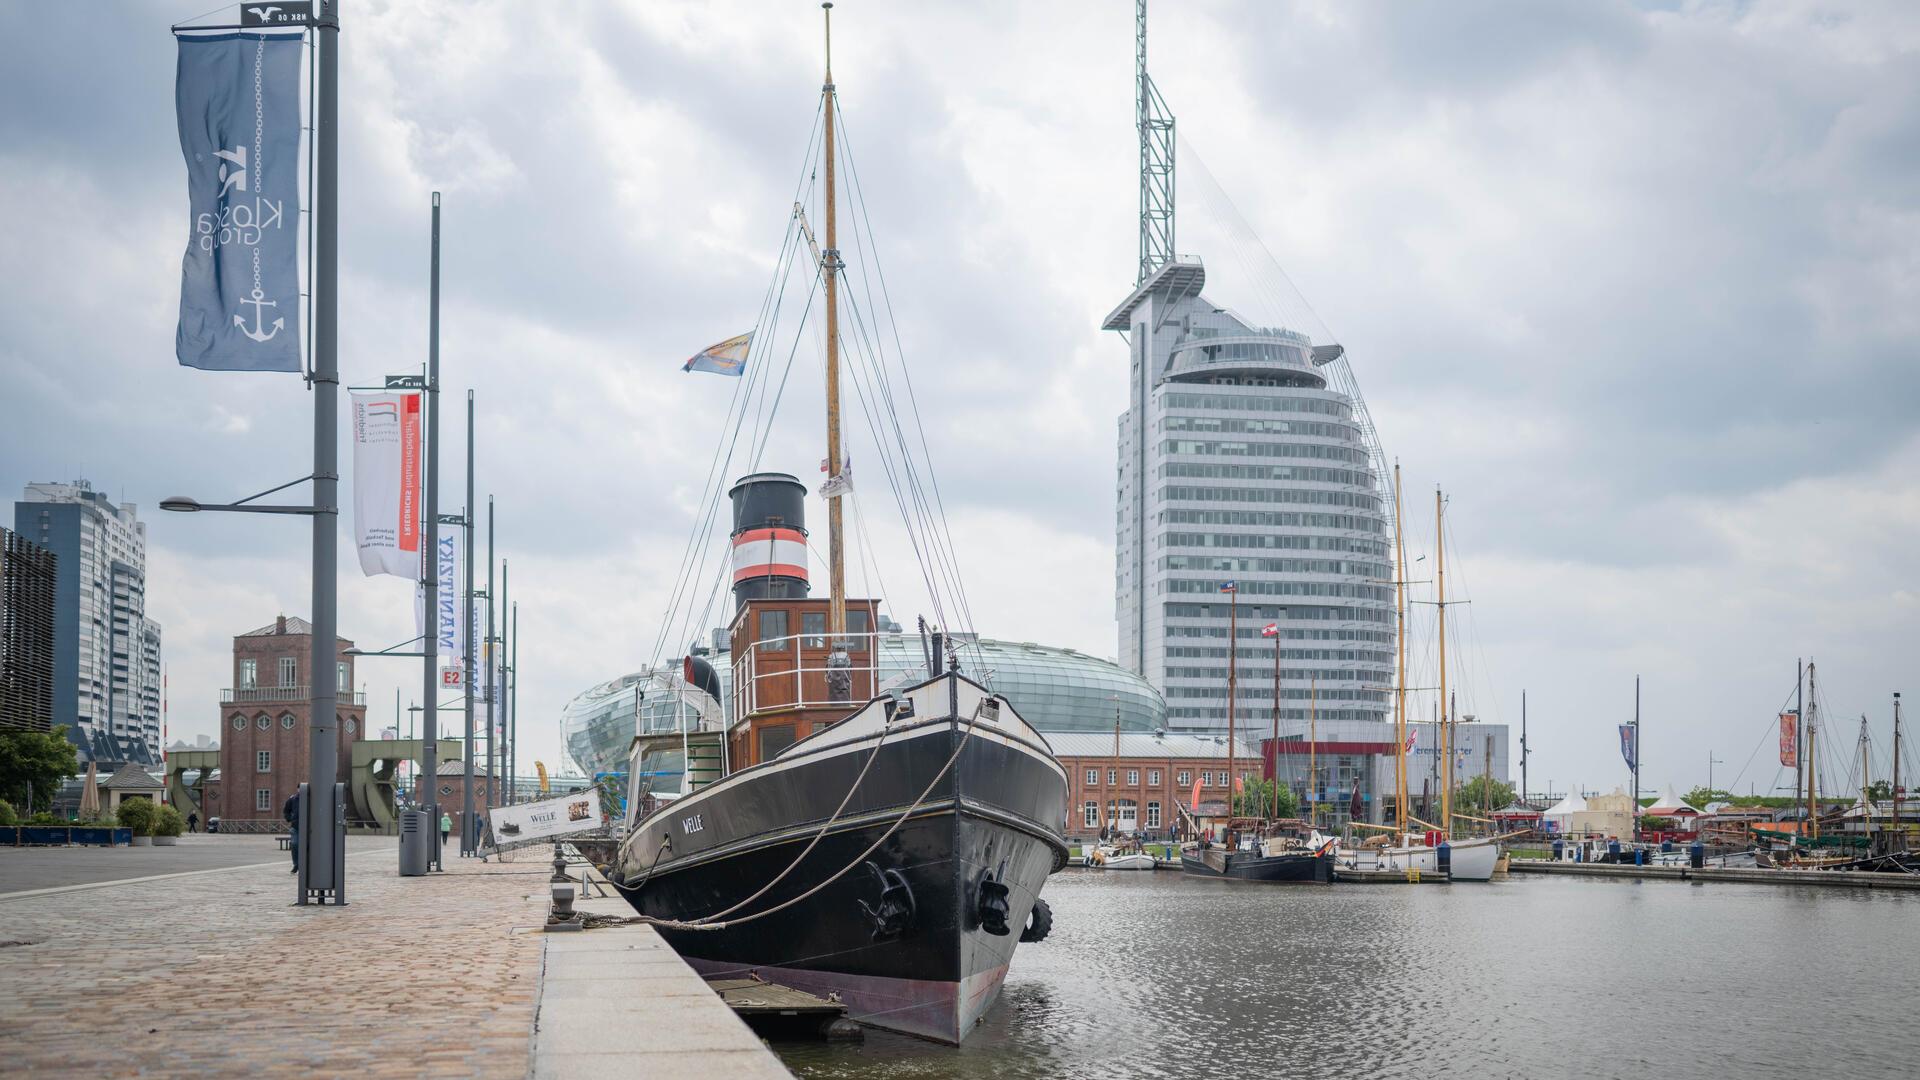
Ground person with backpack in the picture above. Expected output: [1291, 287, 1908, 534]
[283, 789, 302, 874]
[439, 810, 452, 852]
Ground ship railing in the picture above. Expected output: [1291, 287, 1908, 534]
[734, 630, 888, 718]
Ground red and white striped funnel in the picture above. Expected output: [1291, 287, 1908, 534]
[728, 472, 809, 609]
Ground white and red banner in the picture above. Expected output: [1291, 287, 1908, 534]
[414, 526, 465, 663]
[350, 392, 422, 578]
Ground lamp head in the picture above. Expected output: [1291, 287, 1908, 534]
[159, 496, 202, 513]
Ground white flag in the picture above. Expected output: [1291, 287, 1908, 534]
[414, 526, 464, 663]
[350, 392, 422, 578]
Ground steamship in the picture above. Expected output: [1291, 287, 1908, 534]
[610, 474, 1069, 1043]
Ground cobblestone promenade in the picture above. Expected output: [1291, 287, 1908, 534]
[0, 838, 551, 1077]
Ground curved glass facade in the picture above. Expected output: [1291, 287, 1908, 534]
[561, 635, 1165, 778]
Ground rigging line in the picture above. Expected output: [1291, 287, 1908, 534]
[647, 222, 801, 668]
[647, 103, 823, 669]
[835, 306, 951, 634]
[662, 223, 817, 662]
[833, 103, 986, 668]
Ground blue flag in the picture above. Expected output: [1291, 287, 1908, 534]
[1619, 723, 1637, 770]
[683, 332, 752, 376]
[174, 30, 305, 372]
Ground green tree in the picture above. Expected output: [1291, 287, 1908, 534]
[1233, 778, 1298, 820]
[0, 726, 80, 812]
[1684, 786, 1729, 809]
[1455, 774, 1516, 813]
[1867, 780, 1893, 802]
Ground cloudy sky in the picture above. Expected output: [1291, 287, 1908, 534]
[2, 1, 1914, 800]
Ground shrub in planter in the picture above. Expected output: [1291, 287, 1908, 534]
[0, 799, 16, 826]
[154, 805, 186, 845]
[117, 798, 158, 842]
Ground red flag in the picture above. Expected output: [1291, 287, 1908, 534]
[1260, 623, 1278, 637]
[1190, 773, 1203, 812]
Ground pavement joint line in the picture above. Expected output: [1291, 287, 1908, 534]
[0, 847, 391, 902]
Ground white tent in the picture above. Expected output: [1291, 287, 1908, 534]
[1543, 790, 1588, 831]
[1641, 785, 1701, 817]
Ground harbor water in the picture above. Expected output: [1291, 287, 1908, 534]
[776, 867, 1919, 1079]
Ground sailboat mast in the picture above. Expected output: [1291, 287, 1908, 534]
[1392, 463, 1409, 831]
[1436, 487, 1451, 834]
[1227, 588, 1237, 823]
[820, 2, 847, 640]
[1309, 676, 1318, 829]
[1807, 660, 1819, 840]
[1895, 693, 1904, 842]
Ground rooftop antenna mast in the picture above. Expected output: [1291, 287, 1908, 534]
[1136, 0, 1175, 283]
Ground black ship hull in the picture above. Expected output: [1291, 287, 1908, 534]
[611, 674, 1069, 1044]
[1180, 849, 1332, 883]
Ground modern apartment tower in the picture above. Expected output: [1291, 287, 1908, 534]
[1108, 3, 1392, 731]
[0, 526, 58, 732]
[14, 480, 163, 763]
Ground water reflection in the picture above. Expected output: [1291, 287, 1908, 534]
[778, 869, 1919, 1079]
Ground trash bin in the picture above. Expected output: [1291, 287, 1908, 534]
[1689, 841, 1706, 869]
[399, 809, 431, 877]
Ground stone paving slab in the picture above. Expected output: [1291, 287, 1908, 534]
[0, 841, 549, 1078]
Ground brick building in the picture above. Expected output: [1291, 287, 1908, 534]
[210, 616, 366, 831]
[1050, 731, 1263, 841]
[413, 760, 497, 843]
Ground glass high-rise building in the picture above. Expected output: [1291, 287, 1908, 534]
[14, 480, 163, 764]
[1106, 261, 1392, 731]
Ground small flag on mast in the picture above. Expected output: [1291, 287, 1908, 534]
[683, 331, 752, 376]
[1218, 581, 1237, 594]
[1260, 622, 1278, 637]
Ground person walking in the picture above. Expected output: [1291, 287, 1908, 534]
[187, 812, 199, 833]
[439, 810, 452, 853]
[283, 789, 303, 874]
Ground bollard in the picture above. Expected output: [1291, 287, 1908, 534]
[546, 881, 583, 932]
[551, 842, 571, 884]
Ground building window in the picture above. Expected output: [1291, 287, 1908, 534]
[1147, 801, 1162, 828]
[802, 612, 826, 648]
[336, 661, 350, 693]
[1082, 801, 1098, 828]
[281, 714, 295, 730]
[848, 609, 871, 638]
[758, 610, 788, 651]
[256, 715, 271, 731]
[1176, 771, 1191, 786]
[1148, 770, 1161, 785]
[1127, 769, 1140, 785]
[1107, 769, 1118, 785]
[239, 659, 257, 689]
[257, 750, 271, 773]
[255, 788, 272, 811]
[1085, 768, 1098, 785]
[278, 657, 297, 687]
[231, 714, 246, 731]
[345, 718, 357, 735]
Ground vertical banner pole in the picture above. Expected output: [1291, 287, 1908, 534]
[463, 391, 477, 855]
[303, 0, 343, 905]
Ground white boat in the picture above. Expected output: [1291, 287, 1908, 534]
[1442, 836, 1500, 881]
[1083, 845, 1157, 871]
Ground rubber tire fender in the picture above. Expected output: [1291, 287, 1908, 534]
[1019, 896, 1053, 943]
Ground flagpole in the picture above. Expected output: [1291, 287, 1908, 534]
[1227, 585, 1236, 829]
[485, 495, 495, 824]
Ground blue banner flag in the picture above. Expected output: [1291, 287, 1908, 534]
[174, 30, 305, 372]
[683, 332, 752, 376]
[1618, 723, 1637, 770]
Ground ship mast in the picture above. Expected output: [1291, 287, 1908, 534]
[821, 2, 847, 642]
[1392, 463, 1409, 833]
[1895, 693, 1904, 844]
[1436, 487, 1452, 836]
